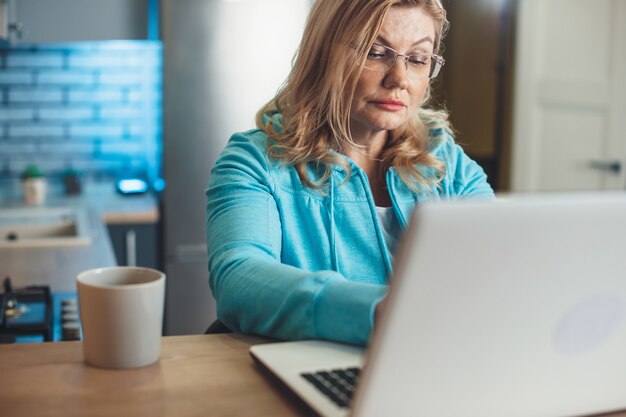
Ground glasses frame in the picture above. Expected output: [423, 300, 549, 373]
[363, 43, 446, 79]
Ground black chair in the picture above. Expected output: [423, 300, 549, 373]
[205, 319, 232, 334]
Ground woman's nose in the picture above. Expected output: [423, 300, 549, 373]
[383, 57, 410, 90]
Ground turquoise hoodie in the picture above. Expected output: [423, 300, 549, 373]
[206, 119, 494, 346]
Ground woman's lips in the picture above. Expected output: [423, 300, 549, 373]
[371, 99, 406, 111]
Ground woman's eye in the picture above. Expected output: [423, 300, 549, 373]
[408, 55, 428, 66]
[367, 50, 386, 59]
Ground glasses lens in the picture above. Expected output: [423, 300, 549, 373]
[363, 44, 392, 72]
[363, 44, 444, 79]
[428, 55, 445, 79]
[405, 53, 433, 79]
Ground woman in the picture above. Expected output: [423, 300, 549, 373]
[206, 0, 494, 346]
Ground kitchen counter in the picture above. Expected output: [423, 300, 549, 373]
[0, 205, 117, 292]
[0, 179, 159, 225]
[67, 181, 159, 225]
[0, 179, 160, 291]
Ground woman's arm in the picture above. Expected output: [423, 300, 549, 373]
[206, 133, 386, 345]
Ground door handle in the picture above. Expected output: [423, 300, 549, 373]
[588, 160, 622, 174]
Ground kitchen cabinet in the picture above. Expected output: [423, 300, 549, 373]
[4, 0, 148, 44]
[107, 222, 160, 270]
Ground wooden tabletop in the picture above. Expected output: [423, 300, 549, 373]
[1, 334, 625, 417]
[0, 334, 308, 417]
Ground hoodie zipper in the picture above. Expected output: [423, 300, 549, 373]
[355, 169, 394, 279]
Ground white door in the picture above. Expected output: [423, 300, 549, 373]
[511, 0, 626, 191]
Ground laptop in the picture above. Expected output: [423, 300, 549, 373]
[250, 192, 626, 417]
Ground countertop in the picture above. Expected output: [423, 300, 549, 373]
[69, 181, 159, 225]
[0, 179, 159, 225]
[0, 179, 160, 291]
[0, 205, 117, 292]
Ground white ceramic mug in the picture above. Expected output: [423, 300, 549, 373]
[77, 266, 166, 369]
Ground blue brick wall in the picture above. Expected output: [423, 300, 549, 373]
[0, 41, 162, 184]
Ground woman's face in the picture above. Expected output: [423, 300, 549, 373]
[349, 6, 436, 141]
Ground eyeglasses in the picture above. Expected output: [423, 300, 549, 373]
[363, 43, 445, 79]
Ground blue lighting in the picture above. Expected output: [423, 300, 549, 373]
[116, 178, 149, 194]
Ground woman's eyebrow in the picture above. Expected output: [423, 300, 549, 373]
[376, 35, 434, 48]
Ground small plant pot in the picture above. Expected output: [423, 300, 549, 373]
[22, 177, 47, 206]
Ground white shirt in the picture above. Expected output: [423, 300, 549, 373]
[375, 206, 402, 262]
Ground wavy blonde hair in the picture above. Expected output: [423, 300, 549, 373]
[256, 0, 450, 191]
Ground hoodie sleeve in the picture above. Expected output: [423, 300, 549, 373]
[206, 132, 386, 346]
[435, 133, 495, 198]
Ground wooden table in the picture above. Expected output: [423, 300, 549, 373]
[1, 334, 625, 417]
[0, 334, 307, 417]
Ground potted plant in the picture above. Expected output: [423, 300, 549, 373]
[21, 164, 47, 206]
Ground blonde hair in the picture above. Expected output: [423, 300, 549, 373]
[256, 0, 451, 191]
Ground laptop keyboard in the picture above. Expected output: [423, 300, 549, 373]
[301, 367, 361, 408]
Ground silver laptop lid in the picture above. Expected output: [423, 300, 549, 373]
[352, 193, 626, 417]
